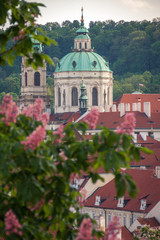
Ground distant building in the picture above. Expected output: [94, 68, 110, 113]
[54, 8, 113, 113]
[115, 93, 160, 113]
[82, 168, 160, 231]
[18, 36, 50, 113]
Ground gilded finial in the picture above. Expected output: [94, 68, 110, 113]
[81, 7, 84, 26]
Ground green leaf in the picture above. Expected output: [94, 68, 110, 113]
[125, 174, 137, 198]
[122, 134, 130, 150]
[129, 146, 140, 161]
[115, 173, 126, 198]
[139, 147, 153, 154]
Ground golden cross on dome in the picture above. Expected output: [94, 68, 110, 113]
[81, 7, 84, 25]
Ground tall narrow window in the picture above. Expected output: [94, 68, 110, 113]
[108, 213, 111, 225]
[34, 72, 40, 86]
[79, 42, 82, 49]
[104, 90, 106, 105]
[63, 89, 66, 105]
[92, 87, 98, 106]
[130, 215, 133, 226]
[58, 88, 61, 106]
[25, 72, 27, 86]
[107, 87, 110, 105]
[123, 214, 126, 226]
[85, 42, 87, 49]
[72, 87, 78, 106]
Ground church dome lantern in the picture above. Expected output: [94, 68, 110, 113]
[54, 8, 113, 113]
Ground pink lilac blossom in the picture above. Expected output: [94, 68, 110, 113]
[83, 108, 99, 129]
[22, 98, 43, 121]
[22, 98, 49, 127]
[69, 173, 80, 185]
[75, 218, 93, 240]
[0, 94, 18, 125]
[104, 216, 121, 240]
[79, 188, 87, 206]
[4, 209, 22, 236]
[116, 113, 135, 135]
[21, 125, 46, 150]
[28, 197, 45, 211]
[13, 30, 24, 41]
[41, 112, 49, 126]
[59, 151, 67, 161]
[52, 124, 65, 143]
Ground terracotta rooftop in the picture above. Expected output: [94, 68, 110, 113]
[78, 111, 160, 130]
[121, 226, 134, 240]
[50, 112, 80, 123]
[137, 217, 160, 227]
[84, 168, 160, 213]
[115, 94, 160, 113]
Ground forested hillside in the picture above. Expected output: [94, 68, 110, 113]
[0, 18, 160, 101]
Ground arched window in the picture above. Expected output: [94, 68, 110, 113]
[34, 72, 40, 86]
[58, 88, 61, 106]
[72, 87, 78, 106]
[63, 89, 66, 105]
[107, 87, 110, 105]
[92, 87, 98, 106]
[85, 42, 87, 49]
[25, 72, 27, 86]
[79, 42, 82, 49]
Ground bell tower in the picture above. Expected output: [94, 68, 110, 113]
[18, 37, 50, 112]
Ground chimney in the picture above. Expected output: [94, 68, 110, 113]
[137, 102, 141, 112]
[117, 196, 124, 208]
[155, 166, 160, 178]
[95, 196, 101, 206]
[112, 104, 117, 112]
[144, 102, 151, 118]
[140, 199, 147, 210]
[125, 103, 130, 111]
[119, 103, 125, 117]
[132, 103, 137, 111]
[106, 105, 110, 112]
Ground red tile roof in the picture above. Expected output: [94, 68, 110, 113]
[50, 112, 80, 123]
[79, 111, 160, 130]
[115, 94, 160, 113]
[121, 226, 134, 240]
[84, 169, 160, 213]
[137, 217, 160, 227]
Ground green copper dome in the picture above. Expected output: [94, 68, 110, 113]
[55, 8, 112, 73]
[74, 34, 90, 40]
[55, 51, 111, 72]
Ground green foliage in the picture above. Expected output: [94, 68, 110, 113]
[0, 0, 56, 68]
[134, 226, 160, 240]
[0, 108, 151, 239]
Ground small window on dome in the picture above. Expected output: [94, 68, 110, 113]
[72, 61, 76, 68]
[58, 62, 60, 69]
[93, 61, 97, 67]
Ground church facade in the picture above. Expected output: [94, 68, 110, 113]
[18, 38, 50, 112]
[54, 9, 113, 113]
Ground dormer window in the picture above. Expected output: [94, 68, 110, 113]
[95, 196, 101, 206]
[117, 197, 124, 208]
[140, 199, 147, 210]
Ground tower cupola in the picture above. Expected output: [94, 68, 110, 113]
[79, 77, 88, 115]
[74, 7, 91, 51]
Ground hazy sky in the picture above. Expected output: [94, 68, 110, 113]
[35, 0, 160, 27]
